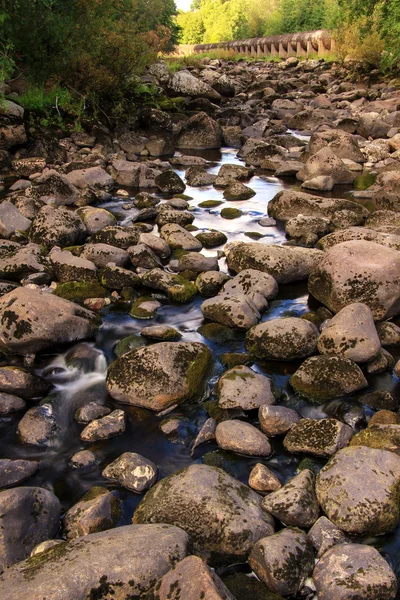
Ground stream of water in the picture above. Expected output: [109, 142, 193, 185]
[1, 145, 400, 595]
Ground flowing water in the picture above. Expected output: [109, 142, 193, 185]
[1, 145, 400, 595]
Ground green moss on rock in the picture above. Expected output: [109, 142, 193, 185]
[53, 281, 107, 303]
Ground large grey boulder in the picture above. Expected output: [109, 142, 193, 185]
[246, 317, 319, 361]
[177, 112, 223, 150]
[201, 294, 261, 329]
[313, 543, 397, 600]
[317, 303, 381, 362]
[316, 446, 400, 535]
[0, 242, 49, 279]
[81, 243, 129, 268]
[133, 464, 274, 559]
[316, 227, 400, 251]
[225, 242, 322, 284]
[66, 166, 113, 191]
[284, 418, 353, 457]
[215, 420, 271, 456]
[27, 170, 79, 205]
[107, 342, 212, 411]
[249, 528, 314, 596]
[308, 129, 365, 163]
[268, 189, 368, 227]
[0, 287, 97, 354]
[0, 524, 189, 600]
[219, 268, 278, 307]
[165, 70, 221, 102]
[0, 201, 31, 238]
[297, 147, 356, 185]
[290, 355, 368, 402]
[29, 205, 87, 249]
[308, 240, 400, 320]
[63, 487, 121, 540]
[0, 486, 61, 571]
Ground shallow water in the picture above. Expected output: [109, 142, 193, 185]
[1, 145, 400, 596]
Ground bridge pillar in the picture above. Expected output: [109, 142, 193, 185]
[245, 45, 251, 57]
[251, 45, 257, 57]
[307, 40, 314, 58]
[279, 43, 288, 59]
[318, 38, 329, 57]
[271, 43, 279, 58]
[257, 44, 263, 57]
[287, 42, 296, 57]
[296, 41, 307, 58]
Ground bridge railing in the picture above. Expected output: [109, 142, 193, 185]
[173, 30, 335, 60]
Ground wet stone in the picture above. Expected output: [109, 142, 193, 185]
[63, 486, 122, 540]
[283, 418, 354, 457]
[102, 452, 158, 493]
[0, 458, 39, 489]
[217, 365, 275, 410]
[259, 405, 301, 436]
[69, 450, 97, 470]
[80, 409, 125, 442]
[248, 463, 282, 493]
[0, 392, 26, 414]
[75, 402, 111, 424]
[308, 516, 347, 558]
[216, 420, 272, 457]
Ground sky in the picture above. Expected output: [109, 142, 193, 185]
[176, 0, 192, 11]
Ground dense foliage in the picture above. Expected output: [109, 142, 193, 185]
[177, 0, 399, 70]
[0, 0, 178, 111]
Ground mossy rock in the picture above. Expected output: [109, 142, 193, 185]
[198, 322, 239, 343]
[114, 335, 147, 357]
[301, 311, 322, 327]
[245, 231, 265, 240]
[195, 230, 228, 248]
[167, 275, 197, 303]
[220, 352, 254, 368]
[53, 281, 107, 304]
[297, 456, 324, 475]
[175, 193, 193, 200]
[62, 245, 84, 256]
[99, 267, 140, 291]
[198, 200, 224, 208]
[130, 297, 160, 319]
[185, 224, 199, 232]
[349, 424, 400, 452]
[221, 207, 242, 219]
[223, 573, 284, 600]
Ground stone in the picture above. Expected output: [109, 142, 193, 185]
[89, 225, 140, 248]
[164, 69, 221, 102]
[316, 446, 400, 535]
[308, 240, 400, 320]
[0, 366, 51, 399]
[77, 206, 116, 235]
[160, 223, 202, 251]
[316, 227, 400, 252]
[196, 272, 230, 297]
[0, 124, 26, 150]
[195, 230, 227, 249]
[217, 365, 275, 410]
[283, 418, 354, 457]
[220, 269, 278, 304]
[18, 404, 58, 447]
[128, 243, 162, 269]
[154, 555, 235, 600]
[0, 524, 189, 600]
[70, 450, 97, 469]
[29, 205, 86, 249]
[261, 469, 320, 528]
[309, 129, 365, 163]
[0, 201, 31, 238]
[107, 342, 212, 411]
[377, 321, 400, 346]
[155, 170, 186, 194]
[102, 452, 158, 493]
[185, 166, 216, 187]
[248, 464, 282, 493]
[360, 390, 398, 411]
[80, 243, 129, 268]
[0, 392, 26, 414]
[349, 424, 400, 453]
[80, 409, 125, 441]
[133, 464, 274, 559]
[285, 214, 331, 238]
[0, 287, 97, 354]
[301, 175, 335, 191]
[226, 241, 322, 284]
[214, 164, 253, 188]
[63, 487, 121, 540]
[0, 486, 61, 571]
[297, 147, 355, 185]
[223, 182, 256, 201]
[27, 170, 79, 205]
[313, 543, 397, 600]
[141, 268, 197, 303]
[176, 252, 219, 274]
[139, 232, 170, 258]
[66, 166, 113, 191]
[177, 112, 223, 149]
[191, 418, 216, 455]
[246, 317, 319, 361]
[75, 402, 110, 424]
[140, 325, 181, 341]
[201, 294, 261, 329]
[249, 528, 314, 596]
[109, 160, 161, 187]
[308, 516, 347, 557]
[215, 420, 271, 456]
[259, 405, 301, 436]
[0, 459, 39, 489]
[268, 189, 368, 227]
[0, 242, 49, 280]
[50, 248, 97, 283]
[290, 355, 368, 403]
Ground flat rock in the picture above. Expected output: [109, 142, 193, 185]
[0, 459, 39, 489]
[201, 294, 261, 329]
[217, 365, 275, 410]
[80, 409, 125, 441]
[215, 420, 271, 456]
[246, 317, 319, 360]
[283, 418, 354, 457]
[0, 524, 189, 600]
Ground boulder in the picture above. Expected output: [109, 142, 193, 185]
[261, 469, 319, 528]
[0, 287, 98, 354]
[317, 303, 381, 362]
[27, 170, 79, 205]
[308, 516, 347, 558]
[50, 248, 97, 283]
[133, 464, 274, 559]
[177, 112, 223, 149]
[80, 409, 125, 442]
[308, 240, 400, 320]
[0, 366, 51, 399]
[107, 342, 212, 411]
[66, 166, 113, 191]
[225, 242, 322, 284]
[201, 294, 261, 329]
[80, 243, 129, 268]
[89, 225, 139, 248]
[284, 418, 353, 457]
[77, 207, 116, 235]
[0, 243, 49, 280]
[0, 459, 39, 490]
[249, 528, 314, 596]
[297, 148, 356, 185]
[309, 129, 365, 163]
[290, 355, 367, 402]
[29, 205, 86, 249]
[217, 365, 275, 410]
[316, 446, 400, 535]
[349, 424, 400, 453]
[0, 201, 31, 238]
[155, 170, 186, 194]
[160, 223, 202, 251]
[246, 317, 319, 361]
[313, 543, 397, 600]
[220, 268, 278, 303]
[166, 70, 221, 102]
[18, 404, 58, 447]
[316, 227, 400, 252]
[248, 463, 282, 493]
[259, 405, 301, 436]
[215, 420, 271, 456]
[0, 524, 189, 600]
[0, 486, 61, 571]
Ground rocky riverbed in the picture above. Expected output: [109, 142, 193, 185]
[0, 55, 400, 599]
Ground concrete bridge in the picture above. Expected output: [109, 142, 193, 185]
[175, 30, 335, 60]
